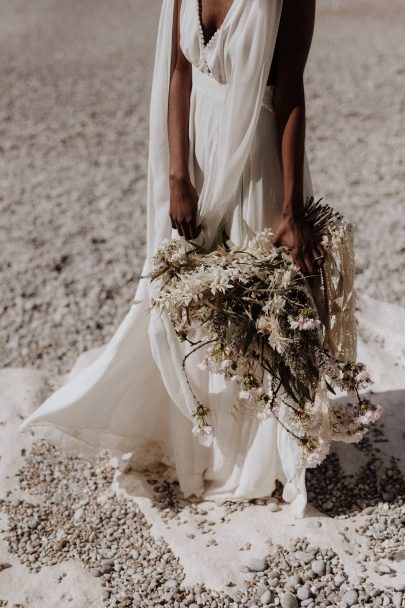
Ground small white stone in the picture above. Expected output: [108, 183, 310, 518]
[375, 563, 393, 575]
[280, 591, 298, 608]
[246, 557, 267, 572]
[260, 589, 272, 605]
[341, 590, 358, 606]
[297, 586, 310, 601]
[311, 559, 325, 574]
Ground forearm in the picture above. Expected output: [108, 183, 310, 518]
[168, 64, 192, 185]
[274, 78, 306, 220]
[271, 0, 315, 222]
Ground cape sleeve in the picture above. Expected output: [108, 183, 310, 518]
[146, 0, 175, 260]
[196, 0, 284, 246]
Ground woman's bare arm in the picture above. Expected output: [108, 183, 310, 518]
[168, 0, 201, 240]
[271, 0, 323, 274]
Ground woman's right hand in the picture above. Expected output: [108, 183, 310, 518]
[169, 175, 201, 241]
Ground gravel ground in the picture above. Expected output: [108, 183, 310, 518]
[1, 0, 404, 376]
[1, 428, 404, 607]
[0, 427, 405, 608]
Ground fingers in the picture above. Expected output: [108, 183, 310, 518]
[292, 249, 318, 276]
[170, 216, 201, 241]
[174, 219, 184, 237]
[185, 217, 202, 241]
[190, 223, 202, 240]
[182, 220, 192, 241]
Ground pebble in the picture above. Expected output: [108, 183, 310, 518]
[311, 559, 325, 574]
[375, 563, 393, 574]
[267, 503, 280, 513]
[260, 589, 272, 605]
[294, 551, 312, 564]
[280, 591, 298, 608]
[297, 586, 310, 601]
[341, 590, 359, 606]
[285, 575, 301, 589]
[246, 557, 267, 572]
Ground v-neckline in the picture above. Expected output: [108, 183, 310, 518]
[196, 0, 236, 49]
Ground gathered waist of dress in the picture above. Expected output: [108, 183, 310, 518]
[191, 64, 274, 110]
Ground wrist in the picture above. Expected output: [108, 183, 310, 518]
[169, 171, 191, 189]
[282, 202, 305, 223]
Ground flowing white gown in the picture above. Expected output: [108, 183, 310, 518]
[19, 0, 319, 518]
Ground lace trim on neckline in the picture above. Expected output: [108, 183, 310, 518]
[196, 0, 227, 50]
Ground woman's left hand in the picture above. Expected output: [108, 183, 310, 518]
[271, 212, 325, 275]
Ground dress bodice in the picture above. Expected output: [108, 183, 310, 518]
[179, 0, 242, 83]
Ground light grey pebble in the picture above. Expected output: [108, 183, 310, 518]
[260, 589, 272, 605]
[334, 575, 345, 586]
[297, 586, 310, 601]
[285, 575, 301, 589]
[27, 518, 40, 529]
[280, 591, 298, 608]
[341, 590, 359, 606]
[246, 557, 267, 572]
[294, 551, 312, 564]
[311, 559, 325, 574]
[268, 503, 280, 512]
[375, 563, 393, 574]
[90, 568, 102, 577]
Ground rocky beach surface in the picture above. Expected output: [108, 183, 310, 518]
[1, 1, 404, 607]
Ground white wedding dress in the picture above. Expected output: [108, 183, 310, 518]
[19, 0, 324, 518]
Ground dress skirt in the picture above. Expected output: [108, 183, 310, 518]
[19, 63, 313, 518]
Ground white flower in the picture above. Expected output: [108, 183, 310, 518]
[359, 404, 383, 425]
[289, 317, 321, 331]
[299, 436, 331, 468]
[281, 269, 293, 289]
[263, 295, 285, 316]
[256, 315, 272, 334]
[192, 424, 213, 437]
[192, 424, 214, 447]
[171, 252, 184, 262]
[249, 228, 274, 253]
[221, 359, 233, 370]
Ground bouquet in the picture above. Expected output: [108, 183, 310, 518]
[146, 198, 382, 467]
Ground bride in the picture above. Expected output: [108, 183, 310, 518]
[19, 0, 344, 518]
